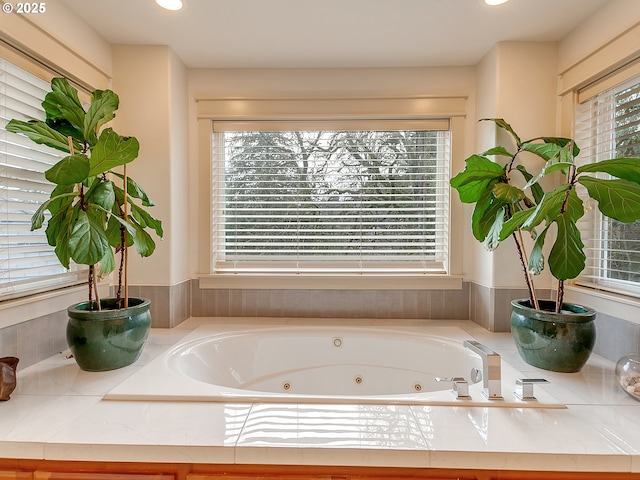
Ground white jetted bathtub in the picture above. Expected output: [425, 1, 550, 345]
[106, 324, 564, 407]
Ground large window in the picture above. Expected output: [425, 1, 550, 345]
[0, 58, 85, 300]
[575, 73, 640, 296]
[212, 121, 450, 274]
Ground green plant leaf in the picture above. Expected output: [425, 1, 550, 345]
[480, 118, 521, 146]
[528, 225, 549, 275]
[450, 154, 504, 203]
[521, 141, 563, 161]
[520, 185, 569, 230]
[522, 137, 580, 160]
[98, 248, 116, 276]
[42, 78, 86, 136]
[548, 214, 585, 280]
[482, 146, 514, 157]
[492, 183, 525, 203]
[52, 207, 78, 269]
[88, 128, 140, 176]
[54, 233, 72, 270]
[44, 154, 90, 186]
[68, 209, 109, 266]
[129, 201, 164, 238]
[86, 180, 115, 211]
[84, 89, 118, 141]
[112, 173, 155, 206]
[471, 190, 494, 241]
[499, 208, 535, 242]
[105, 213, 135, 249]
[514, 165, 544, 203]
[522, 142, 575, 189]
[484, 207, 505, 251]
[30, 192, 77, 231]
[129, 218, 157, 257]
[563, 189, 585, 223]
[579, 177, 640, 222]
[5, 119, 74, 153]
[46, 184, 75, 216]
[577, 158, 640, 184]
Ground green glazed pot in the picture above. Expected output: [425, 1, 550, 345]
[511, 298, 596, 373]
[67, 297, 151, 372]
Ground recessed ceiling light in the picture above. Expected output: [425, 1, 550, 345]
[484, 0, 509, 5]
[155, 0, 183, 11]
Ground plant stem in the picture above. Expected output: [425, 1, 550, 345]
[123, 165, 129, 309]
[556, 279, 565, 313]
[555, 157, 576, 312]
[512, 231, 539, 309]
[116, 226, 125, 308]
[88, 267, 93, 310]
[93, 271, 101, 310]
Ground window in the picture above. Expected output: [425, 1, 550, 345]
[212, 120, 450, 275]
[575, 73, 640, 296]
[0, 58, 85, 300]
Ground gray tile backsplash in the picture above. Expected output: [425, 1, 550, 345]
[190, 280, 471, 320]
[1, 279, 638, 369]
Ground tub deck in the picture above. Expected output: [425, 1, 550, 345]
[2, 317, 639, 474]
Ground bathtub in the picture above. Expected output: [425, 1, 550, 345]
[105, 324, 564, 408]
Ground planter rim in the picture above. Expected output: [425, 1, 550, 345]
[67, 297, 151, 321]
[511, 298, 596, 324]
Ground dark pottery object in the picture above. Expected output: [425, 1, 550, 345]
[0, 356, 19, 400]
[511, 298, 596, 373]
[67, 297, 151, 372]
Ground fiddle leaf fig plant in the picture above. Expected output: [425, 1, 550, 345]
[6, 78, 162, 309]
[450, 118, 640, 312]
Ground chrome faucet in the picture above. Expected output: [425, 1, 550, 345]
[463, 340, 503, 399]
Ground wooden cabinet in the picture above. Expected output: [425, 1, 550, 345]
[33, 473, 174, 480]
[0, 472, 32, 480]
[1, 460, 640, 480]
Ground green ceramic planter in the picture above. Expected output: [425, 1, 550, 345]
[511, 299, 596, 373]
[67, 297, 151, 372]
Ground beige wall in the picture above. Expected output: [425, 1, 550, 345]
[0, 0, 111, 89]
[471, 42, 559, 292]
[111, 45, 190, 287]
[558, 0, 640, 76]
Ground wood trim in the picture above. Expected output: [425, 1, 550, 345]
[0, 460, 639, 480]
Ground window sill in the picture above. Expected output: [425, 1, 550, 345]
[565, 284, 640, 326]
[0, 283, 110, 329]
[199, 274, 463, 291]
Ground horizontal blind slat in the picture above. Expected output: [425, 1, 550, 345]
[0, 57, 86, 300]
[575, 73, 640, 297]
[213, 127, 449, 274]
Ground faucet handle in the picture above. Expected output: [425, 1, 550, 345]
[514, 378, 549, 400]
[436, 377, 470, 399]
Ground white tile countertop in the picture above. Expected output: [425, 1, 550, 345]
[1, 317, 639, 474]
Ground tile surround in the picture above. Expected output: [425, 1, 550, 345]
[1, 279, 638, 369]
[190, 279, 471, 320]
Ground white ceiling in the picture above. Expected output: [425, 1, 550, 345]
[59, 0, 611, 69]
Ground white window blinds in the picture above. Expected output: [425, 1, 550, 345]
[212, 121, 450, 274]
[575, 73, 640, 296]
[0, 58, 85, 300]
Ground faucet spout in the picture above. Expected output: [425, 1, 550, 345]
[463, 340, 502, 399]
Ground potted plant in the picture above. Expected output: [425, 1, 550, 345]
[7, 78, 163, 371]
[450, 118, 640, 372]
